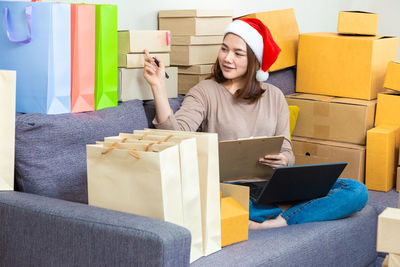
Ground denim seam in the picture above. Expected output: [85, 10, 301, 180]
[282, 180, 349, 222]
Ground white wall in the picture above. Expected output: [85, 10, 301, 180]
[5, 0, 400, 57]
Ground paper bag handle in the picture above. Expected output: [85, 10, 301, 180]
[4, 6, 32, 44]
[101, 141, 141, 159]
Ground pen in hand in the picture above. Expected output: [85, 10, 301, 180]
[152, 57, 169, 79]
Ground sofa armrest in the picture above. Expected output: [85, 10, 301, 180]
[0, 191, 191, 267]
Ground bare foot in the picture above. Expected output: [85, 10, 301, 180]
[248, 215, 288, 230]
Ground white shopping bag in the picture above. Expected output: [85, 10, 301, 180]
[87, 141, 184, 226]
[0, 70, 16, 190]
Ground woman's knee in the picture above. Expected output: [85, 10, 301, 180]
[337, 178, 369, 211]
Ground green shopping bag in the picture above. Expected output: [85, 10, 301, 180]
[95, 4, 118, 110]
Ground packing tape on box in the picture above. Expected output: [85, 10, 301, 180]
[313, 102, 330, 117]
[313, 125, 330, 139]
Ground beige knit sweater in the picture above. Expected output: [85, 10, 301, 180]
[153, 79, 295, 165]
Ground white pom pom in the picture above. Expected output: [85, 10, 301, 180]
[256, 70, 269, 82]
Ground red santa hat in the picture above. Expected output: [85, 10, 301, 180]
[224, 18, 281, 82]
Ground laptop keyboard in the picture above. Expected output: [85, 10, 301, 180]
[246, 181, 269, 203]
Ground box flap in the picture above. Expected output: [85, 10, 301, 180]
[220, 183, 249, 211]
[286, 93, 375, 106]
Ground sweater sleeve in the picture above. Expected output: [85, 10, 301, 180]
[153, 84, 208, 132]
[274, 89, 295, 166]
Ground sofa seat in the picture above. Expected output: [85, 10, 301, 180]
[192, 205, 378, 267]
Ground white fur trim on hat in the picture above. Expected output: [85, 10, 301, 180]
[256, 70, 269, 82]
[224, 20, 264, 64]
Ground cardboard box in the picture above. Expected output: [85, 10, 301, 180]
[291, 136, 366, 182]
[366, 125, 399, 191]
[377, 207, 400, 254]
[158, 10, 233, 36]
[389, 254, 400, 267]
[171, 35, 223, 46]
[220, 183, 249, 247]
[118, 67, 178, 101]
[118, 53, 170, 68]
[286, 93, 376, 145]
[384, 61, 400, 92]
[296, 33, 398, 100]
[382, 255, 389, 267]
[178, 74, 208, 94]
[375, 92, 400, 126]
[171, 45, 219, 66]
[241, 8, 299, 72]
[118, 30, 171, 54]
[178, 64, 213, 74]
[337, 11, 378, 35]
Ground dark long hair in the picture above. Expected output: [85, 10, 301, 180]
[207, 38, 265, 103]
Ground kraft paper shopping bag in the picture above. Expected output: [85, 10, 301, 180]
[71, 4, 95, 113]
[87, 141, 184, 226]
[106, 132, 204, 262]
[0, 70, 16, 190]
[0, 1, 71, 114]
[94, 4, 118, 110]
[141, 129, 221, 256]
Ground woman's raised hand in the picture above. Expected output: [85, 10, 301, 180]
[143, 49, 165, 89]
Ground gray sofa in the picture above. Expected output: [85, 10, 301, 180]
[0, 67, 382, 266]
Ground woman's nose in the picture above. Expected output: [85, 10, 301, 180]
[224, 51, 233, 63]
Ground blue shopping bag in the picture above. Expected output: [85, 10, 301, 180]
[0, 1, 71, 114]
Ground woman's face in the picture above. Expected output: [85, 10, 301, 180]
[218, 33, 248, 81]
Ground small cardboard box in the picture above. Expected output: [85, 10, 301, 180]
[220, 183, 249, 247]
[171, 35, 223, 46]
[389, 254, 400, 267]
[377, 207, 400, 254]
[118, 53, 170, 68]
[366, 125, 399, 191]
[158, 10, 233, 36]
[118, 30, 171, 54]
[296, 33, 398, 100]
[240, 8, 299, 72]
[178, 64, 213, 75]
[375, 92, 400, 126]
[382, 255, 389, 267]
[118, 67, 178, 101]
[337, 11, 378, 36]
[171, 45, 219, 66]
[286, 93, 376, 145]
[291, 136, 366, 182]
[384, 61, 400, 92]
[178, 74, 209, 94]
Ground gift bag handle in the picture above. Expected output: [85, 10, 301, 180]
[4, 6, 32, 44]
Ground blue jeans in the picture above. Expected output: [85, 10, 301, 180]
[249, 178, 369, 225]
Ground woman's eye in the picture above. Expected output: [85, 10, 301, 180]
[221, 47, 227, 51]
[236, 53, 245, 56]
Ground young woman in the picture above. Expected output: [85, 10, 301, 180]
[143, 18, 368, 230]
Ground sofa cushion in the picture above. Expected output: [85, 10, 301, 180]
[143, 95, 185, 128]
[267, 67, 296, 96]
[192, 205, 378, 267]
[15, 100, 149, 204]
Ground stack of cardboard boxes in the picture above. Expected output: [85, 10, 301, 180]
[377, 207, 400, 267]
[158, 10, 232, 94]
[289, 11, 399, 187]
[117, 30, 178, 100]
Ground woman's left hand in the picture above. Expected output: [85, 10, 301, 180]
[259, 153, 289, 168]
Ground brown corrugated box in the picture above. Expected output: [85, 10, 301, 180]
[171, 35, 223, 46]
[286, 93, 376, 145]
[118, 53, 170, 68]
[178, 64, 213, 75]
[158, 9, 232, 36]
[337, 11, 378, 36]
[118, 30, 171, 53]
[178, 74, 209, 94]
[171, 45, 219, 66]
[291, 136, 365, 182]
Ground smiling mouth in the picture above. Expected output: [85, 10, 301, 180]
[222, 65, 235, 70]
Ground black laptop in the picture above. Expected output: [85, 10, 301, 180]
[237, 162, 347, 205]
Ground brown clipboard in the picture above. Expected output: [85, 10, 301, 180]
[219, 136, 284, 182]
